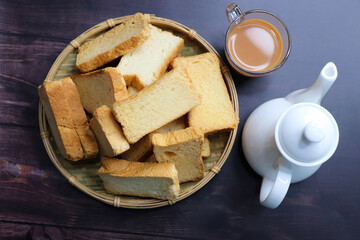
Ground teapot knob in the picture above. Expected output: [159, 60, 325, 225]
[304, 122, 325, 143]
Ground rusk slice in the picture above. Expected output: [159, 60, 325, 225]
[117, 25, 184, 89]
[152, 127, 204, 183]
[90, 105, 130, 157]
[38, 77, 98, 161]
[76, 13, 151, 72]
[112, 67, 201, 143]
[99, 157, 180, 200]
[71, 67, 127, 113]
[171, 52, 238, 134]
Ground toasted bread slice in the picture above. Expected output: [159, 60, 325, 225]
[171, 53, 238, 134]
[90, 105, 130, 157]
[112, 66, 201, 143]
[152, 127, 204, 183]
[99, 157, 180, 200]
[117, 25, 184, 89]
[71, 67, 127, 113]
[38, 77, 98, 161]
[76, 13, 151, 72]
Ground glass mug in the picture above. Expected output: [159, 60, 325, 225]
[225, 4, 291, 77]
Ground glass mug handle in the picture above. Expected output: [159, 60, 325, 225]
[226, 3, 243, 23]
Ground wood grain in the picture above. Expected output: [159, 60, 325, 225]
[0, 75, 38, 127]
[0, 222, 175, 240]
[0, 127, 49, 166]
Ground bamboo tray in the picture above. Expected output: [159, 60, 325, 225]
[39, 14, 239, 209]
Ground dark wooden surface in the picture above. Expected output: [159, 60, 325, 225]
[1, 0, 360, 239]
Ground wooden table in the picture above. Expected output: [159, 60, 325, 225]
[1, 0, 359, 239]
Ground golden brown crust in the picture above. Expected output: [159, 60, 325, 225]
[99, 157, 180, 200]
[92, 104, 109, 119]
[75, 125, 99, 159]
[90, 105, 130, 157]
[77, 13, 151, 73]
[131, 74, 146, 90]
[152, 127, 203, 147]
[99, 157, 177, 178]
[58, 126, 84, 161]
[105, 68, 128, 102]
[38, 77, 98, 161]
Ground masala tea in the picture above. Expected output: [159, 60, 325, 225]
[225, 4, 291, 77]
[227, 19, 283, 72]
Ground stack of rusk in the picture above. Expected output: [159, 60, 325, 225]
[38, 13, 238, 201]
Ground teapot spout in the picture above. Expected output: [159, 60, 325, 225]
[286, 62, 338, 104]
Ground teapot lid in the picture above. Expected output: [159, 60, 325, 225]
[275, 102, 339, 167]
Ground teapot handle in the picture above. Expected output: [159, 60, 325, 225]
[260, 158, 292, 209]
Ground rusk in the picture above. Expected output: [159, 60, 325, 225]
[112, 66, 201, 143]
[90, 105, 130, 157]
[117, 25, 184, 89]
[76, 13, 151, 72]
[171, 52, 238, 134]
[38, 77, 98, 161]
[152, 127, 204, 183]
[99, 157, 180, 200]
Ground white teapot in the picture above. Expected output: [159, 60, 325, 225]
[242, 62, 339, 209]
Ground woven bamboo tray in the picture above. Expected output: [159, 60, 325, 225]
[39, 14, 239, 209]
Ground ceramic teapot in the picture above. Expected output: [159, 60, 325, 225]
[242, 62, 339, 209]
